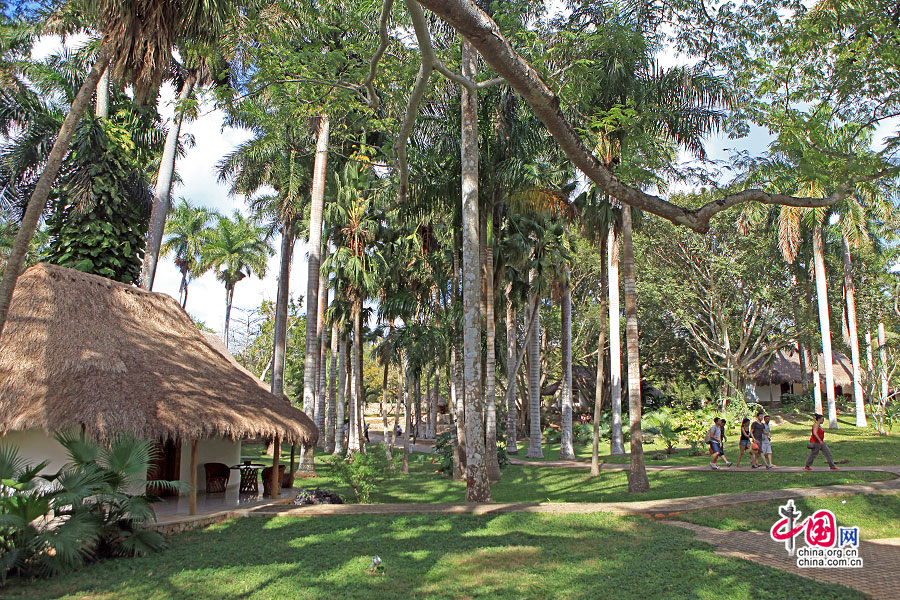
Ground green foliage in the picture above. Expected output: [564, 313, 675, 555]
[43, 120, 151, 283]
[643, 408, 687, 454]
[0, 433, 176, 584]
[326, 451, 392, 503]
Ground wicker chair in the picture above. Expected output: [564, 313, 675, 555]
[203, 462, 230, 493]
[261, 464, 286, 496]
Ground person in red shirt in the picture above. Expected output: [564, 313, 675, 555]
[805, 413, 838, 470]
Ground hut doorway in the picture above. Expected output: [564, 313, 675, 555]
[147, 438, 181, 497]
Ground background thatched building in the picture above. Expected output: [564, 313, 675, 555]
[0, 264, 316, 508]
[752, 349, 854, 404]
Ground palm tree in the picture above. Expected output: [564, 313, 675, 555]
[200, 211, 271, 346]
[160, 198, 216, 309]
[0, 0, 232, 336]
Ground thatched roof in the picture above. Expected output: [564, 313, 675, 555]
[0, 263, 317, 446]
[752, 349, 854, 388]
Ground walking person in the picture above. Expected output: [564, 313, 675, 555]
[736, 417, 751, 466]
[750, 412, 767, 469]
[707, 418, 732, 469]
[762, 414, 775, 468]
[805, 413, 838, 471]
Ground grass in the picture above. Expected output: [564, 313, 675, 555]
[677, 493, 900, 540]
[250, 449, 889, 505]
[526, 413, 900, 467]
[5, 512, 865, 599]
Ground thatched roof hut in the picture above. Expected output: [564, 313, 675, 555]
[752, 349, 854, 388]
[0, 263, 317, 447]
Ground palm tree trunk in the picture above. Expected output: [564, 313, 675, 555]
[425, 365, 433, 438]
[393, 367, 401, 452]
[325, 322, 338, 453]
[878, 321, 889, 405]
[813, 354, 824, 414]
[460, 38, 491, 502]
[505, 289, 519, 454]
[315, 283, 329, 443]
[446, 356, 463, 478]
[622, 208, 649, 493]
[608, 223, 625, 455]
[333, 337, 347, 455]
[350, 298, 365, 453]
[484, 226, 501, 480]
[140, 74, 197, 290]
[179, 267, 189, 309]
[526, 283, 543, 459]
[0, 49, 110, 337]
[381, 350, 392, 459]
[402, 356, 411, 473]
[842, 235, 866, 427]
[559, 266, 575, 460]
[223, 284, 234, 346]
[813, 225, 838, 429]
[452, 244, 466, 474]
[591, 239, 609, 476]
[270, 223, 294, 405]
[95, 66, 110, 118]
[299, 115, 330, 471]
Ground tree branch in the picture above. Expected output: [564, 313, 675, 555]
[363, 0, 395, 109]
[415, 0, 900, 233]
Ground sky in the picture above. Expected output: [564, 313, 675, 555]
[29, 9, 898, 347]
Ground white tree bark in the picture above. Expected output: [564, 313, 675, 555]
[559, 266, 575, 460]
[95, 67, 110, 118]
[878, 322, 889, 405]
[299, 115, 330, 472]
[460, 38, 491, 501]
[813, 355, 824, 415]
[608, 224, 625, 455]
[141, 75, 197, 290]
[270, 225, 294, 406]
[813, 225, 838, 429]
[841, 235, 866, 426]
[333, 337, 347, 455]
[315, 282, 329, 442]
[484, 232, 501, 480]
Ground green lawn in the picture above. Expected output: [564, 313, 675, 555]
[525, 413, 900, 467]
[239, 447, 889, 505]
[5, 512, 864, 600]
[677, 493, 900, 540]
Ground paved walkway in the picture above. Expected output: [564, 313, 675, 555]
[668, 521, 900, 600]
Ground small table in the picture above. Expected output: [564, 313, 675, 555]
[230, 463, 265, 494]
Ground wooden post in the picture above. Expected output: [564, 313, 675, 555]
[270, 435, 281, 499]
[288, 444, 296, 487]
[189, 439, 199, 516]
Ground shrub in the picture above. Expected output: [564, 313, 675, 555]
[326, 451, 393, 503]
[643, 409, 686, 454]
[0, 432, 178, 584]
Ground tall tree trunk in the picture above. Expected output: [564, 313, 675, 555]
[402, 356, 411, 473]
[325, 323, 338, 453]
[381, 352, 392, 458]
[270, 223, 294, 409]
[446, 357, 463, 478]
[842, 235, 866, 427]
[223, 284, 234, 346]
[526, 284, 543, 459]
[813, 354, 824, 414]
[0, 50, 110, 337]
[141, 74, 197, 290]
[95, 67, 110, 118]
[179, 266, 190, 309]
[813, 225, 838, 429]
[622, 208, 649, 493]
[393, 366, 402, 452]
[878, 322, 889, 405]
[299, 115, 330, 471]
[452, 244, 466, 475]
[315, 283, 329, 443]
[484, 217, 501, 480]
[333, 337, 347, 455]
[425, 365, 434, 438]
[505, 289, 518, 454]
[351, 298, 365, 452]
[559, 266, 575, 460]
[865, 330, 883, 434]
[608, 223, 625, 455]
[591, 239, 609, 476]
[460, 38, 491, 502]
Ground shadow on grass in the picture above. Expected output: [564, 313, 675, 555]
[4, 512, 866, 600]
